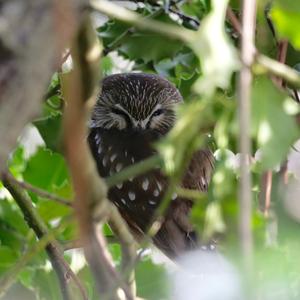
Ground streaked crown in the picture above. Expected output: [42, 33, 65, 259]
[90, 73, 183, 132]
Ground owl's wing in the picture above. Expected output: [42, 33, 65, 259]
[153, 149, 214, 259]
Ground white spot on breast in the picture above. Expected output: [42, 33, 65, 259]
[110, 153, 117, 163]
[117, 182, 123, 189]
[102, 156, 108, 167]
[95, 134, 101, 145]
[128, 177, 134, 182]
[142, 178, 149, 191]
[121, 198, 126, 205]
[149, 200, 156, 205]
[153, 189, 159, 197]
[124, 151, 128, 157]
[97, 145, 102, 154]
[142, 205, 146, 211]
[108, 146, 112, 152]
[116, 163, 123, 172]
[131, 157, 135, 163]
[172, 193, 177, 200]
[156, 181, 162, 191]
[128, 192, 136, 201]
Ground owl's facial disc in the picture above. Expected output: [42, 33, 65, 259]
[111, 103, 168, 131]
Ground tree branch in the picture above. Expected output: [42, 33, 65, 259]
[238, 0, 256, 271]
[105, 155, 161, 188]
[90, 0, 195, 43]
[255, 54, 300, 88]
[2, 173, 88, 300]
[62, 14, 135, 300]
[0, 0, 80, 173]
[4, 173, 72, 207]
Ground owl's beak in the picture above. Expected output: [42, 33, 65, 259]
[132, 120, 147, 130]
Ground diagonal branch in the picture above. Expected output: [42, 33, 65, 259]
[4, 173, 72, 207]
[90, 0, 195, 43]
[1, 172, 88, 300]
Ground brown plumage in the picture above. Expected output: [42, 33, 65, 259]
[88, 73, 214, 259]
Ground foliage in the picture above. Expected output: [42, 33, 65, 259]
[1, 0, 300, 299]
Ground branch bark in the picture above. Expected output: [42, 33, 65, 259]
[238, 0, 256, 271]
[4, 173, 72, 207]
[90, 0, 195, 43]
[62, 14, 135, 300]
[0, 0, 79, 173]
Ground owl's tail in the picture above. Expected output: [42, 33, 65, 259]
[152, 199, 199, 259]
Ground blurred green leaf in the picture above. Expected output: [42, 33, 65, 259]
[135, 258, 169, 300]
[251, 77, 300, 169]
[271, 2, 300, 49]
[192, 0, 240, 95]
[34, 114, 62, 153]
[23, 148, 70, 192]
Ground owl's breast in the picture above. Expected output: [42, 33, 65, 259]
[88, 128, 168, 231]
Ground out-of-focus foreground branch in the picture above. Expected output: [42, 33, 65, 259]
[238, 0, 256, 272]
[62, 14, 136, 300]
[0, 0, 79, 173]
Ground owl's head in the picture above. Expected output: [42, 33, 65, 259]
[90, 73, 183, 133]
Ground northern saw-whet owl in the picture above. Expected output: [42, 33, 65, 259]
[88, 73, 214, 259]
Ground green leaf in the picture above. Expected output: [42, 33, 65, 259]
[34, 114, 62, 153]
[37, 200, 70, 222]
[8, 146, 26, 176]
[135, 258, 169, 300]
[23, 148, 70, 192]
[99, 14, 184, 63]
[0, 199, 28, 235]
[251, 78, 300, 169]
[271, 2, 300, 49]
[0, 246, 18, 273]
[22, 148, 72, 221]
[192, 0, 239, 96]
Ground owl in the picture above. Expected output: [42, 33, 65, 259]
[88, 73, 214, 259]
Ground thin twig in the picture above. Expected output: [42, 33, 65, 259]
[63, 235, 118, 251]
[105, 155, 161, 188]
[103, 8, 164, 55]
[175, 187, 205, 201]
[238, 0, 256, 271]
[259, 171, 272, 216]
[226, 7, 242, 35]
[90, 0, 195, 43]
[4, 172, 72, 207]
[109, 207, 137, 298]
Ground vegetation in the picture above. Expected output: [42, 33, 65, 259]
[0, 0, 300, 299]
